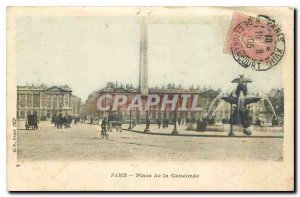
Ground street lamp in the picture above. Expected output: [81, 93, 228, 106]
[228, 103, 234, 136]
[144, 109, 150, 133]
[172, 106, 178, 135]
[172, 97, 179, 135]
[137, 109, 140, 125]
[128, 109, 132, 129]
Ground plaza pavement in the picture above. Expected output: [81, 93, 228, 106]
[125, 123, 284, 138]
[17, 121, 283, 162]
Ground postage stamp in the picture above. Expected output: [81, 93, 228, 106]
[224, 13, 285, 71]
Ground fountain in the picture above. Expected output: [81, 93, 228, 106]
[221, 75, 261, 136]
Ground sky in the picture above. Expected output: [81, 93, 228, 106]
[16, 15, 283, 100]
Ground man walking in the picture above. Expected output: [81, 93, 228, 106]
[157, 119, 161, 129]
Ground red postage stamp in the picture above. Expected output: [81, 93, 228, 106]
[224, 13, 285, 71]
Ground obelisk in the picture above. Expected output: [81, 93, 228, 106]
[139, 17, 148, 96]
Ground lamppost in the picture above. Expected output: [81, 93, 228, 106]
[144, 109, 150, 133]
[228, 103, 234, 136]
[172, 97, 179, 135]
[137, 109, 140, 125]
[172, 106, 178, 135]
[128, 109, 132, 129]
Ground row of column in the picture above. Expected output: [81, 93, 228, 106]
[49, 94, 71, 109]
[19, 93, 71, 109]
[19, 93, 36, 108]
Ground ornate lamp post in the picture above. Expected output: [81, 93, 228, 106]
[136, 109, 140, 125]
[228, 103, 234, 136]
[172, 107, 178, 135]
[172, 98, 178, 135]
[128, 109, 132, 129]
[144, 109, 150, 133]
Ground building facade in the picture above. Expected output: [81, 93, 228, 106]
[17, 85, 80, 119]
[70, 95, 82, 117]
[82, 83, 222, 123]
[82, 83, 282, 124]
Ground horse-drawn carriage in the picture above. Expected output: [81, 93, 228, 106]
[52, 115, 73, 128]
[107, 114, 122, 132]
[61, 116, 72, 128]
[25, 115, 39, 130]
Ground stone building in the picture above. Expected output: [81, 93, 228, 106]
[17, 85, 80, 119]
[82, 82, 220, 123]
[70, 95, 82, 117]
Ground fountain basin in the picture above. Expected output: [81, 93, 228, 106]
[221, 95, 261, 105]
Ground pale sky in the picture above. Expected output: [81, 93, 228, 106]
[16, 16, 283, 100]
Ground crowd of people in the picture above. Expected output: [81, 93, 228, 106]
[51, 115, 76, 129]
[156, 118, 185, 129]
[137, 117, 209, 131]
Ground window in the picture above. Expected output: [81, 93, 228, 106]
[33, 94, 40, 108]
[65, 100, 69, 108]
[59, 95, 63, 108]
[40, 94, 45, 107]
[44, 95, 51, 108]
[27, 94, 32, 108]
[64, 94, 69, 107]
[21, 111, 25, 118]
[52, 95, 57, 108]
[20, 94, 26, 108]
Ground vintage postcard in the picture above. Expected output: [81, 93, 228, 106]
[7, 7, 294, 191]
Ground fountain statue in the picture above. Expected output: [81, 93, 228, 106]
[221, 75, 261, 136]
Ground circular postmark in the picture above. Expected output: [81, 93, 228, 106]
[231, 15, 285, 71]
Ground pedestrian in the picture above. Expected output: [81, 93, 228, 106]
[197, 119, 201, 131]
[101, 118, 107, 137]
[201, 119, 208, 131]
[157, 119, 161, 129]
[58, 117, 63, 129]
[146, 118, 150, 128]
